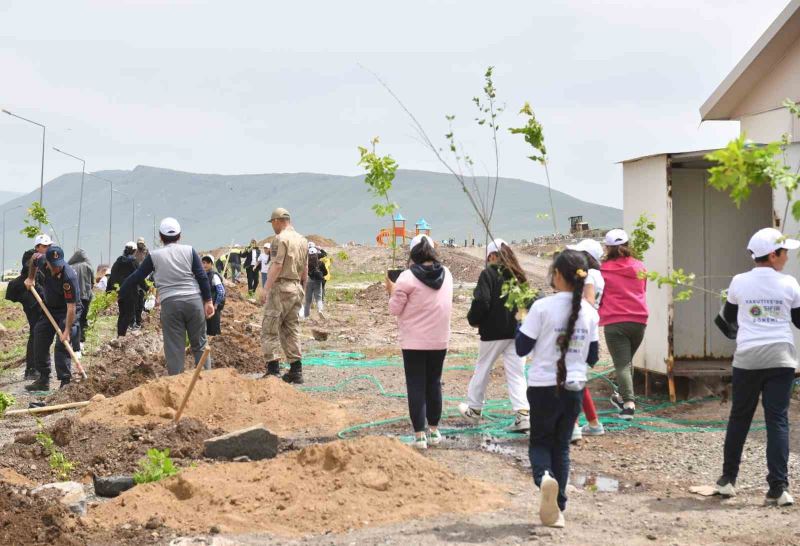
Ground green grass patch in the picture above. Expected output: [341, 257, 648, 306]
[328, 287, 358, 303]
[329, 271, 384, 285]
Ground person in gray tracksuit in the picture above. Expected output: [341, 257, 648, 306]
[120, 217, 214, 375]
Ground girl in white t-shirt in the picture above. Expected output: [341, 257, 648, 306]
[515, 249, 600, 529]
[258, 244, 271, 287]
[567, 239, 605, 441]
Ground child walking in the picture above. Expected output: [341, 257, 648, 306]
[460, 238, 530, 433]
[566, 239, 606, 441]
[516, 249, 600, 528]
[714, 228, 800, 506]
[202, 255, 226, 337]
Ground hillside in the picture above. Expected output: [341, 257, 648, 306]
[0, 166, 620, 266]
[0, 191, 23, 207]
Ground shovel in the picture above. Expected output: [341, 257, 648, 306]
[27, 286, 88, 379]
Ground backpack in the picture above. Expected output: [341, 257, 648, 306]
[5, 274, 25, 303]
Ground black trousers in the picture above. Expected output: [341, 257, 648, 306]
[401, 349, 447, 432]
[206, 302, 224, 336]
[134, 288, 145, 326]
[117, 294, 136, 336]
[33, 310, 78, 381]
[723, 367, 794, 488]
[23, 300, 49, 372]
[246, 267, 259, 292]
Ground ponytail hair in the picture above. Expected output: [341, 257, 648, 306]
[494, 243, 528, 284]
[552, 249, 589, 388]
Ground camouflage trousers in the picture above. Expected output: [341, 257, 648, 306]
[261, 280, 304, 363]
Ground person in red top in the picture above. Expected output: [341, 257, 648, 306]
[600, 229, 648, 421]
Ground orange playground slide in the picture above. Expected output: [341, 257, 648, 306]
[376, 228, 412, 247]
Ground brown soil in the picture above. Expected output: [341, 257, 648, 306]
[0, 417, 219, 483]
[0, 482, 87, 546]
[88, 436, 507, 536]
[78, 368, 353, 436]
[48, 332, 165, 405]
[437, 247, 486, 283]
[0, 303, 28, 370]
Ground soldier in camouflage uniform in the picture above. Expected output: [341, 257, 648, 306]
[260, 208, 308, 384]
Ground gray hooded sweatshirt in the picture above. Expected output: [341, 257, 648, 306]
[68, 249, 94, 302]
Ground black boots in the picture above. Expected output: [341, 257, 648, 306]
[25, 375, 50, 392]
[282, 361, 304, 384]
[23, 368, 39, 381]
[264, 360, 281, 378]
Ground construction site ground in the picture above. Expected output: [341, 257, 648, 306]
[1, 244, 799, 545]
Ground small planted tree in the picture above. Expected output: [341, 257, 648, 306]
[358, 137, 402, 274]
[20, 201, 51, 239]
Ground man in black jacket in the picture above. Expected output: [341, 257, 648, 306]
[461, 239, 530, 433]
[241, 239, 261, 293]
[108, 242, 146, 337]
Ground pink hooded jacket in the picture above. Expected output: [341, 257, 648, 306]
[599, 257, 648, 326]
[388, 267, 453, 350]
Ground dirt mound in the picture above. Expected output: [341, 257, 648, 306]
[358, 282, 388, 305]
[49, 332, 166, 404]
[437, 248, 485, 283]
[0, 481, 86, 545]
[0, 417, 219, 483]
[78, 368, 352, 436]
[88, 436, 507, 536]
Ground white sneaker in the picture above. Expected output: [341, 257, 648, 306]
[428, 429, 442, 446]
[413, 434, 428, 450]
[508, 411, 530, 433]
[539, 471, 560, 527]
[766, 488, 794, 506]
[549, 511, 565, 528]
[570, 423, 582, 443]
[458, 402, 482, 423]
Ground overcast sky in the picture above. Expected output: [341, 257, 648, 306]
[0, 0, 789, 207]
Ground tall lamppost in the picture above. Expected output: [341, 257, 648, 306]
[112, 188, 134, 241]
[2, 204, 23, 279]
[87, 172, 114, 263]
[2, 109, 46, 207]
[52, 147, 86, 250]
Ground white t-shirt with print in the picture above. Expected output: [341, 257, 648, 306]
[584, 268, 604, 308]
[519, 291, 600, 387]
[726, 267, 800, 352]
[258, 252, 270, 273]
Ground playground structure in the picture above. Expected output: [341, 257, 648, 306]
[376, 214, 432, 247]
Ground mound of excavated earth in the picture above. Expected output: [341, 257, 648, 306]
[88, 436, 508, 536]
[78, 368, 352, 436]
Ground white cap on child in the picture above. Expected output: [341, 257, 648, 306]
[747, 227, 800, 259]
[567, 239, 603, 262]
[486, 238, 507, 257]
[604, 229, 629, 246]
[410, 234, 434, 252]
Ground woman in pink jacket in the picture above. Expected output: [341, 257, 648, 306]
[386, 234, 453, 449]
[600, 229, 648, 421]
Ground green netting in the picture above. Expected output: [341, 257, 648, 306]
[298, 351, 763, 440]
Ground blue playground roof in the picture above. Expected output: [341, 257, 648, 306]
[393, 213, 406, 222]
[416, 218, 430, 229]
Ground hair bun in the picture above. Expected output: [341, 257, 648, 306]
[576, 268, 588, 279]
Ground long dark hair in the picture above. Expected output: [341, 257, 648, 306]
[552, 249, 589, 388]
[604, 244, 632, 261]
[492, 243, 527, 284]
[409, 238, 439, 265]
[308, 252, 320, 272]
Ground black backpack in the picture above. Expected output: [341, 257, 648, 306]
[5, 274, 25, 303]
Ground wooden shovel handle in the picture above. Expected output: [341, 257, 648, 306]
[27, 286, 87, 379]
[174, 341, 212, 423]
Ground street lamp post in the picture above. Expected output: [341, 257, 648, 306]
[52, 147, 86, 251]
[2, 109, 46, 207]
[87, 172, 114, 263]
[2, 204, 23, 279]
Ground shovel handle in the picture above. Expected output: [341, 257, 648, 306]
[27, 286, 88, 379]
[174, 341, 212, 423]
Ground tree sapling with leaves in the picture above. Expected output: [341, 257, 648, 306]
[358, 137, 402, 278]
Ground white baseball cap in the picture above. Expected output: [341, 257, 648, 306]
[309, 247, 319, 255]
[33, 233, 53, 246]
[604, 229, 629, 246]
[486, 238, 507, 257]
[410, 234, 434, 252]
[568, 239, 603, 262]
[125, 241, 136, 250]
[747, 227, 800, 259]
[159, 217, 181, 236]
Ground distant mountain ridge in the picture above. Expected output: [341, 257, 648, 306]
[0, 166, 621, 267]
[0, 191, 23, 207]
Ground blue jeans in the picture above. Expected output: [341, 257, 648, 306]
[723, 366, 794, 488]
[260, 272, 268, 287]
[527, 386, 583, 511]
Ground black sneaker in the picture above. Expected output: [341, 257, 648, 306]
[715, 475, 736, 497]
[619, 407, 635, 421]
[766, 485, 794, 506]
[24, 376, 50, 392]
[610, 392, 625, 411]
